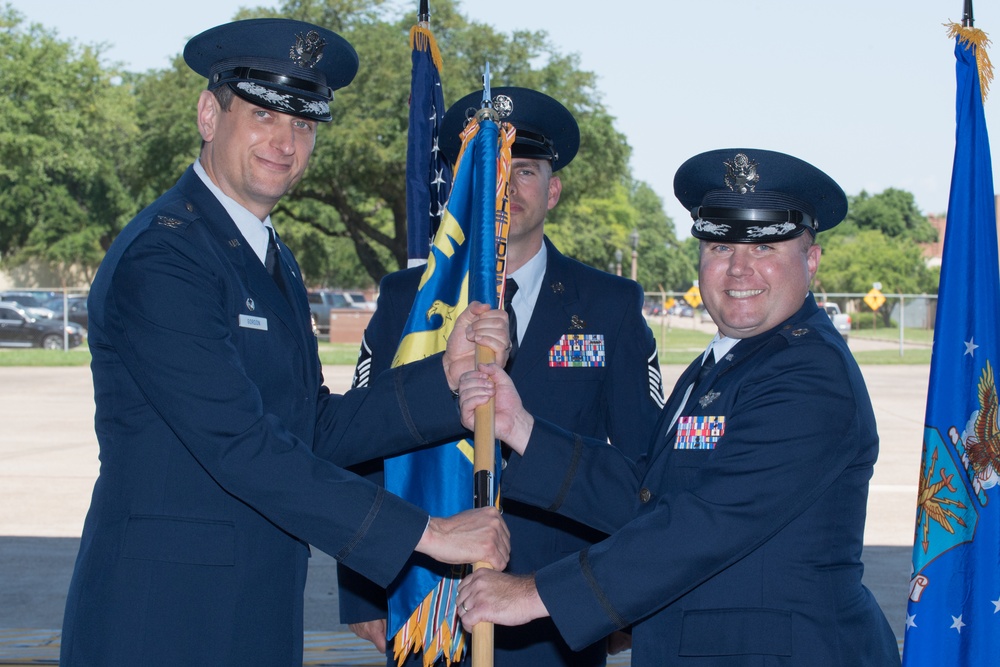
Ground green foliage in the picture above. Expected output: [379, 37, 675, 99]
[0, 5, 139, 281]
[814, 229, 938, 325]
[1, 0, 940, 307]
[836, 188, 938, 242]
[250, 0, 653, 285]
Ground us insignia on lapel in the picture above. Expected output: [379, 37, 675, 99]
[549, 334, 605, 367]
[675, 416, 725, 450]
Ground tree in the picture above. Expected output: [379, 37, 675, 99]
[813, 187, 940, 325]
[0, 5, 139, 283]
[814, 229, 938, 325]
[6, 0, 685, 292]
[835, 188, 938, 243]
[168, 0, 655, 287]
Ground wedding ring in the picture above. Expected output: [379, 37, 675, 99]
[461, 602, 469, 613]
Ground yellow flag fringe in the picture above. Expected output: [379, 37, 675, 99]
[946, 22, 994, 101]
[410, 24, 444, 73]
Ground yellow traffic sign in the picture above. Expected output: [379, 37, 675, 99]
[663, 297, 676, 311]
[684, 285, 702, 308]
[864, 288, 886, 311]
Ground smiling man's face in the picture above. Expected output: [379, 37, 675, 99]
[699, 234, 820, 339]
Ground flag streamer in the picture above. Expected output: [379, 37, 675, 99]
[901, 21, 998, 666]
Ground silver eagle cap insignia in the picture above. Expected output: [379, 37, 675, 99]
[290, 31, 326, 68]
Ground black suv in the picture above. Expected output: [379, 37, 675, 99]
[0, 302, 85, 349]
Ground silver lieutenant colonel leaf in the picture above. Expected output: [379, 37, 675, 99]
[724, 153, 759, 194]
[290, 31, 326, 68]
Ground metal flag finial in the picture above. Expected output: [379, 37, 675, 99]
[963, 0, 974, 28]
[481, 61, 493, 109]
[418, 0, 429, 24]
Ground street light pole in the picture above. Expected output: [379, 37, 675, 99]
[630, 229, 639, 282]
[614, 249, 623, 277]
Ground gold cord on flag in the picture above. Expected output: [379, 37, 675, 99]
[410, 24, 444, 71]
[947, 22, 994, 100]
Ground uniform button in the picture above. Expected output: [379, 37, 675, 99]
[639, 488, 652, 503]
[185, 202, 195, 212]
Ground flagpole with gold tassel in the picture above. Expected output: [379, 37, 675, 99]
[470, 62, 499, 667]
[947, 0, 993, 103]
[470, 63, 505, 667]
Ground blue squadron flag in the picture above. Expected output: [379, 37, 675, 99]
[385, 92, 515, 666]
[902, 14, 998, 666]
[405, 2, 452, 266]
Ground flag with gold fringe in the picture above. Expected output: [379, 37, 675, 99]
[901, 16, 998, 666]
[385, 106, 515, 666]
[406, 2, 452, 266]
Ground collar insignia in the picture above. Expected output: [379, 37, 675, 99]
[570, 315, 586, 330]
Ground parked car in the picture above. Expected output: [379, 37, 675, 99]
[45, 295, 89, 331]
[670, 304, 694, 317]
[0, 302, 85, 349]
[0, 291, 56, 320]
[817, 302, 851, 341]
[307, 290, 372, 335]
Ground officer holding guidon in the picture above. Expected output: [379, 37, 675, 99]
[455, 148, 901, 666]
[339, 87, 663, 666]
[61, 18, 511, 667]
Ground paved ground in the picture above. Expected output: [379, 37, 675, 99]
[0, 357, 922, 663]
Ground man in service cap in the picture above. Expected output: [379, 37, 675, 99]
[60, 19, 513, 667]
[454, 149, 901, 666]
[338, 87, 664, 666]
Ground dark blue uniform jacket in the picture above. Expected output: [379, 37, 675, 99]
[61, 167, 466, 667]
[502, 296, 901, 666]
[339, 237, 663, 666]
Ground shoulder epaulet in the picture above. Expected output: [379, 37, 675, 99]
[776, 323, 822, 344]
[150, 200, 199, 232]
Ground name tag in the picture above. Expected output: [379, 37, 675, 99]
[675, 415, 725, 450]
[239, 314, 268, 331]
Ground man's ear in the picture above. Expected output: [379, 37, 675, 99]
[547, 174, 563, 211]
[196, 90, 219, 144]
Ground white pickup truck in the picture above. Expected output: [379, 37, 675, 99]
[817, 302, 851, 341]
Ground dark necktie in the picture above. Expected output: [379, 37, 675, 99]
[265, 227, 287, 296]
[697, 348, 717, 384]
[503, 278, 519, 366]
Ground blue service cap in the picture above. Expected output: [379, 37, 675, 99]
[439, 87, 580, 172]
[184, 18, 359, 123]
[674, 148, 847, 243]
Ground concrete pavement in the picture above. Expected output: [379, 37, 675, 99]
[0, 361, 923, 662]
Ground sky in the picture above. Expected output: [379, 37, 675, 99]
[15, 0, 1000, 237]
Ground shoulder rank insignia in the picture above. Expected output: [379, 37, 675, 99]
[155, 215, 185, 229]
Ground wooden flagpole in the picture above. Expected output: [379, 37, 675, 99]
[471, 342, 496, 666]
